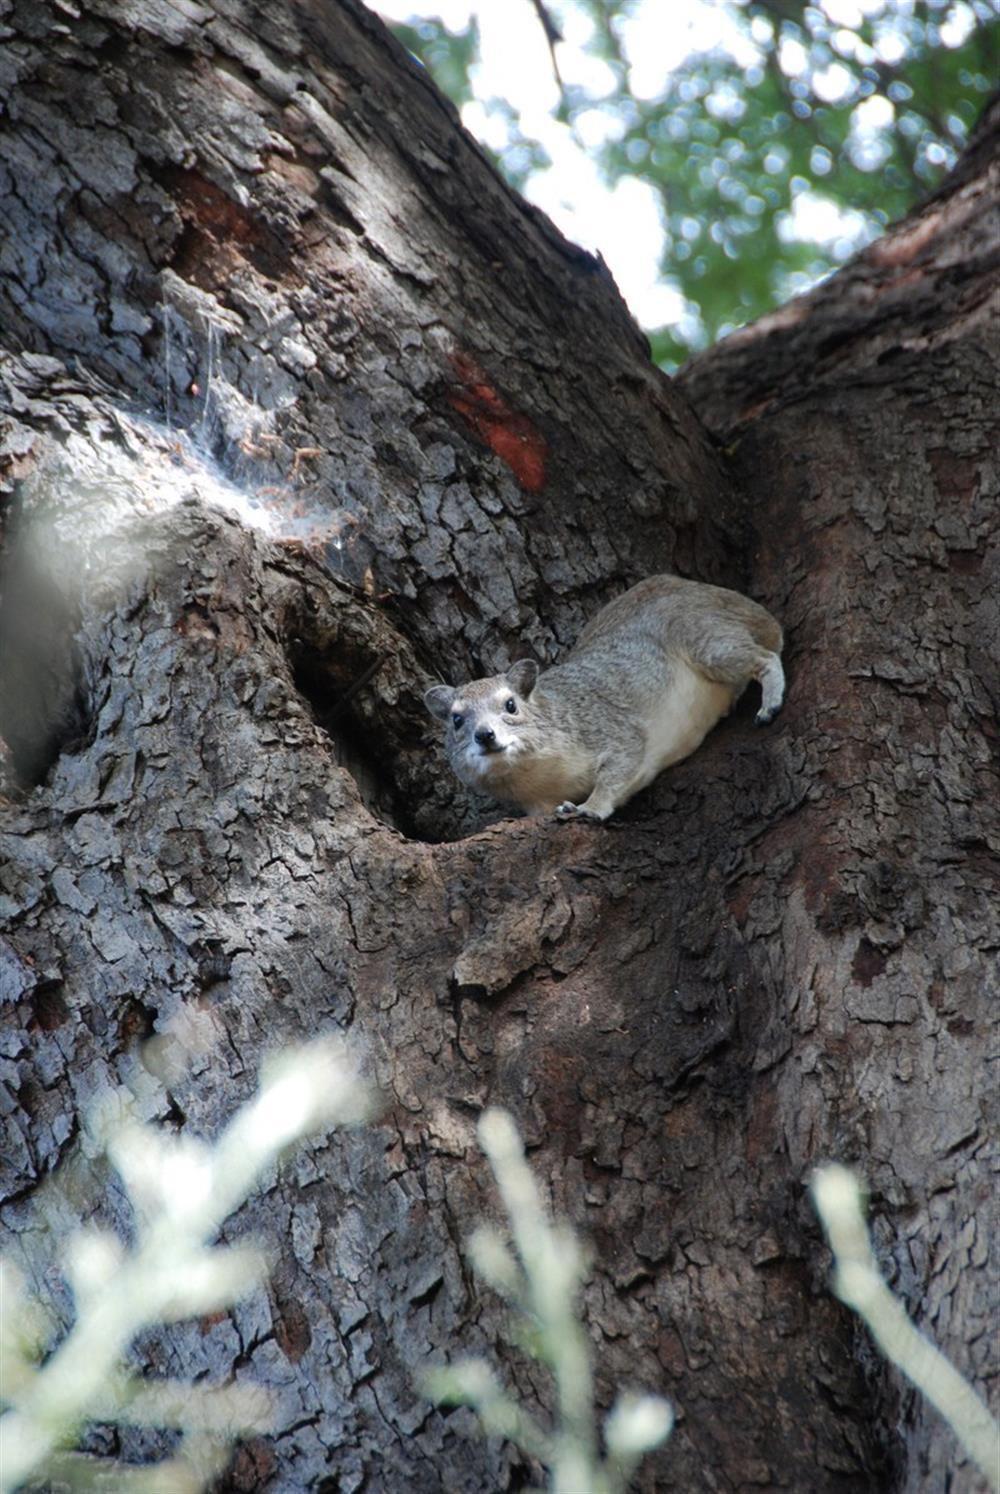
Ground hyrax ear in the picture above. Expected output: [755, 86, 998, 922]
[424, 684, 455, 721]
[506, 659, 539, 698]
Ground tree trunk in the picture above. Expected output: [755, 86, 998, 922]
[0, 5, 995, 1490]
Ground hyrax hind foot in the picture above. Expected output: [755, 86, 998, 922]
[754, 653, 785, 725]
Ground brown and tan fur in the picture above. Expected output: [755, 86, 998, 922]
[425, 574, 784, 821]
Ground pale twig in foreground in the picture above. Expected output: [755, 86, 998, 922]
[0, 1039, 373, 1494]
[424, 1108, 673, 1494]
[812, 1163, 999, 1492]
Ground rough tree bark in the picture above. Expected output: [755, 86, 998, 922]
[0, 4, 996, 1491]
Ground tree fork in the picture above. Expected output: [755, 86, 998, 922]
[0, 5, 997, 1492]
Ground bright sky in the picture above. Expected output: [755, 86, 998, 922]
[376, 0, 975, 336]
[378, 0, 697, 327]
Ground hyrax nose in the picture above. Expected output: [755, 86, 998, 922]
[474, 726, 497, 749]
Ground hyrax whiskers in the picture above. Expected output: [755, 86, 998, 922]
[424, 574, 784, 822]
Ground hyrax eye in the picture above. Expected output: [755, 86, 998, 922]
[504, 698, 517, 713]
[452, 713, 464, 730]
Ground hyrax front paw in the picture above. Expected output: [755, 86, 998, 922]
[555, 801, 606, 823]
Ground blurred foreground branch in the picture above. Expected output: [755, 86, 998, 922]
[424, 1107, 673, 1494]
[0, 1039, 374, 1493]
[812, 1163, 999, 1492]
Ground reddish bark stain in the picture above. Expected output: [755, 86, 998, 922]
[172, 168, 266, 250]
[166, 166, 295, 285]
[447, 351, 547, 491]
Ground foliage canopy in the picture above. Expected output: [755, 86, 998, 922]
[388, 0, 997, 366]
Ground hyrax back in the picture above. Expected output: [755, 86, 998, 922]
[424, 574, 784, 821]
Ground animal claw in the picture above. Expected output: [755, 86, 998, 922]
[554, 802, 604, 823]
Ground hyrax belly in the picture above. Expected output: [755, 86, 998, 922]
[555, 661, 736, 821]
[639, 660, 735, 783]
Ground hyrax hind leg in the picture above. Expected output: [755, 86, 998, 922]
[692, 630, 785, 725]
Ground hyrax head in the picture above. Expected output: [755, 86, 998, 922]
[424, 659, 539, 792]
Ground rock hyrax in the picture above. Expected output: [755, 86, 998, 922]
[425, 574, 784, 821]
